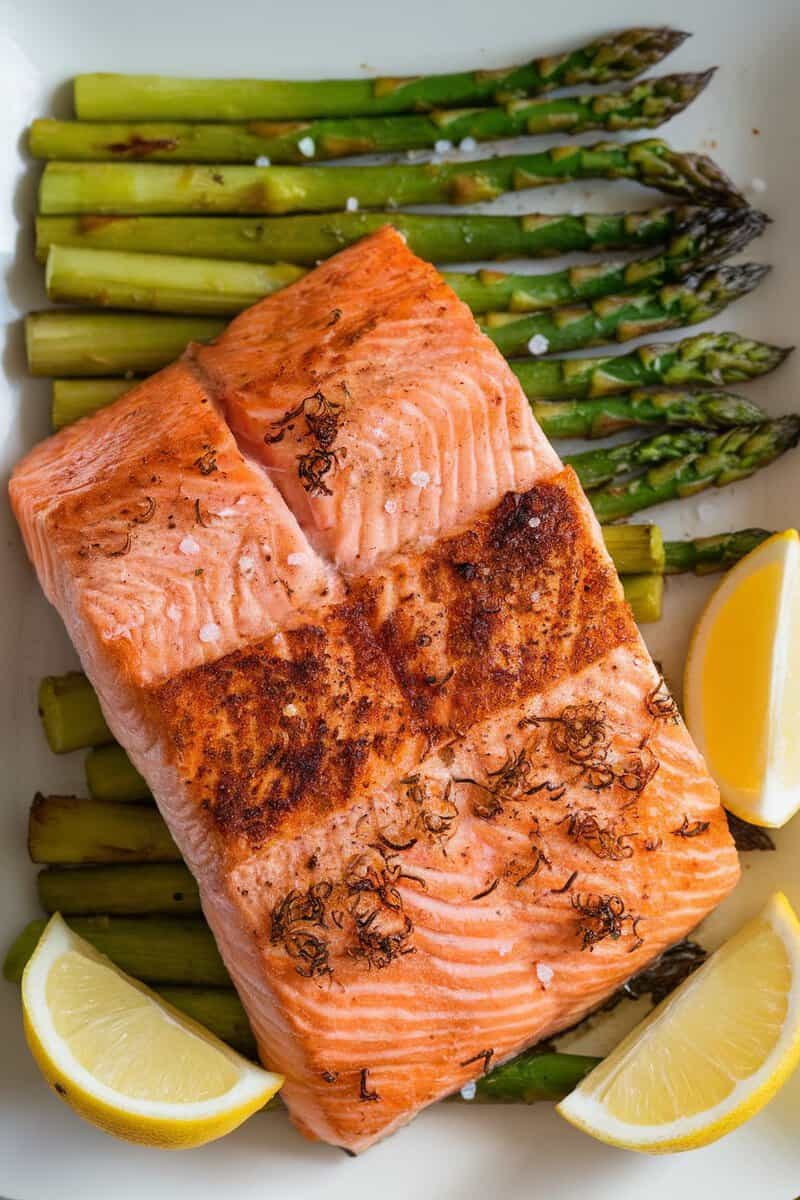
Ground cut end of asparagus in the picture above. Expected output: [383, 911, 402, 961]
[622, 573, 664, 623]
[38, 671, 111, 752]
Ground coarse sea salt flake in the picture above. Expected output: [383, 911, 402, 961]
[459, 136, 477, 152]
[528, 515, 541, 529]
[255, 155, 271, 167]
[238, 555, 255, 574]
[527, 334, 550, 356]
[345, 196, 359, 212]
[298, 136, 316, 157]
[384, 498, 397, 514]
[750, 176, 767, 193]
[410, 470, 430, 488]
[287, 552, 306, 566]
[179, 534, 200, 555]
[530, 590, 541, 605]
[434, 139, 453, 154]
[460, 1081, 477, 1101]
[283, 703, 299, 717]
[536, 962, 554, 988]
[199, 622, 221, 643]
[167, 604, 181, 622]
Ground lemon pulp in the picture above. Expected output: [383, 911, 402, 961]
[46, 951, 239, 1102]
[700, 559, 782, 794]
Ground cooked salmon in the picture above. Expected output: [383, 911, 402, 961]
[10, 227, 740, 1153]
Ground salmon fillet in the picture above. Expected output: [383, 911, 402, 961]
[10, 227, 740, 1153]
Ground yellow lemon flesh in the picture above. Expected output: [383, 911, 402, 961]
[685, 528, 800, 827]
[22, 913, 282, 1148]
[557, 893, 800, 1152]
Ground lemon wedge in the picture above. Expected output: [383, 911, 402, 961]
[684, 528, 800, 828]
[22, 913, 281, 1148]
[557, 893, 800, 1152]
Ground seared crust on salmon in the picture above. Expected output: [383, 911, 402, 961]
[10, 227, 739, 1153]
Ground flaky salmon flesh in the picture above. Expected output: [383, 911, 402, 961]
[10, 227, 739, 1153]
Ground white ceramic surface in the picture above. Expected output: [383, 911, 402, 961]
[1, 0, 799, 1196]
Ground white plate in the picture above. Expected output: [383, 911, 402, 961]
[1, 0, 799, 1196]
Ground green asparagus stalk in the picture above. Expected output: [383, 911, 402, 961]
[38, 671, 99, 750]
[511, 333, 792, 402]
[483, 264, 769, 358]
[38, 671, 111, 752]
[26, 312, 225, 377]
[29, 795, 179, 865]
[52, 378, 140, 428]
[38, 863, 198, 916]
[44, 252, 306, 313]
[30, 265, 771, 378]
[35, 205, 763, 267]
[3, 916, 228, 986]
[531, 387, 769, 439]
[455, 1051, 601, 1104]
[73, 30, 690, 120]
[38, 140, 745, 216]
[85, 743, 150, 802]
[33, 72, 711, 163]
[664, 528, 772, 574]
[566, 427, 713, 489]
[621, 574, 664, 622]
[589, 418, 800, 523]
[44, 206, 768, 318]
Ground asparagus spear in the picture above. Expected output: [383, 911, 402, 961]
[38, 140, 745, 216]
[664, 527, 772, 574]
[484, 264, 769, 358]
[30, 266, 771, 377]
[44, 206, 768, 318]
[604, 524, 665, 574]
[86, 743, 150, 802]
[33, 72, 711, 163]
[29, 795, 179, 864]
[73, 30, 689, 120]
[3, 916, 228, 986]
[38, 671, 110, 752]
[621, 574, 664, 622]
[36, 204, 764, 267]
[456, 1051, 601, 1104]
[566, 427, 713, 489]
[511, 333, 792, 402]
[38, 864, 198, 916]
[26, 312, 225, 376]
[52, 378, 139, 428]
[37, 672, 98, 749]
[532, 387, 769, 439]
[589, 418, 800, 523]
